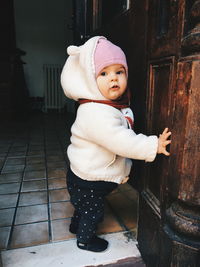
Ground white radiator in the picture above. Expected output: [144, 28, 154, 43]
[43, 64, 65, 112]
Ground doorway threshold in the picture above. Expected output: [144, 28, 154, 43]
[1, 231, 145, 267]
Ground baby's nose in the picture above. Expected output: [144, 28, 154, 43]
[110, 72, 117, 80]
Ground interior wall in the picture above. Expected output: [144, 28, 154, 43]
[14, 0, 74, 111]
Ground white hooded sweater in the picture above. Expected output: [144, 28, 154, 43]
[61, 36, 158, 184]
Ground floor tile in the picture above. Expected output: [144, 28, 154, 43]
[27, 151, 45, 157]
[0, 156, 5, 162]
[18, 191, 48, 206]
[6, 158, 26, 165]
[8, 152, 27, 157]
[28, 145, 44, 151]
[97, 205, 123, 234]
[26, 157, 45, 165]
[121, 187, 139, 202]
[24, 170, 46, 180]
[9, 146, 27, 153]
[0, 226, 11, 249]
[46, 150, 63, 157]
[45, 145, 61, 150]
[46, 155, 64, 162]
[29, 141, 44, 147]
[47, 162, 66, 170]
[0, 183, 21, 194]
[12, 142, 27, 147]
[9, 222, 49, 249]
[48, 178, 67, 190]
[48, 169, 66, 179]
[49, 189, 69, 202]
[50, 202, 74, 220]
[0, 173, 22, 184]
[2, 165, 25, 174]
[15, 204, 48, 225]
[0, 194, 18, 209]
[0, 146, 9, 153]
[21, 180, 47, 192]
[0, 208, 15, 227]
[107, 192, 138, 230]
[51, 219, 75, 241]
[118, 183, 134, 192]
[25, 163, 46, 172]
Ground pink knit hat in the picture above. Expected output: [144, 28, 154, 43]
[94, 38, 128, 77]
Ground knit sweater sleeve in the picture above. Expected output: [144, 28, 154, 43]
[77, 104, 158, 162]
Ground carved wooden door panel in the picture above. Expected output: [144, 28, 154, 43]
[137, 0, 200, 266]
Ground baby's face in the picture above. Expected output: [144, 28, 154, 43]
[96, 64, 127, 100]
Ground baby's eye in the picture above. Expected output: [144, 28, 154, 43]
[100, 71, 106, 76]
[116, 70, 124, 74]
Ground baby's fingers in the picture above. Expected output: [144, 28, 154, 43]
[162, 128, 169, 135]
[165, 131, 171, 139]
[164, 140, 171, 146]
[160, 128, 171, 140]
[162, 140, 171, 156]
[163, 150, 170, 156]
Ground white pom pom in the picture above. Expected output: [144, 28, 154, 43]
[67, 46, 80, 56]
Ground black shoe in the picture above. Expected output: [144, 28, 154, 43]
[77, 236, 108, 252]
[69, 223, 78, 234]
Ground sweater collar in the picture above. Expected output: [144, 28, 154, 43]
[78, 90, 131, 110]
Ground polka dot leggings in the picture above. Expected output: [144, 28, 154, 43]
[67, 168, 118, 243]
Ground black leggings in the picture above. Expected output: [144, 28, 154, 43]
[67, 167, 118, 243]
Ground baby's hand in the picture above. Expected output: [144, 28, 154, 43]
[157, 128, 171, 156]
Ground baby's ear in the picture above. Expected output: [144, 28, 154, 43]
[67, 46, 80, 56]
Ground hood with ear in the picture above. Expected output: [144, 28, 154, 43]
[61, 36, 107, 101]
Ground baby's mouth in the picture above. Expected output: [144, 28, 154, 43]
[111, 85, 119, 89]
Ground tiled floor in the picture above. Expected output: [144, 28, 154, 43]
[0, 112, 139, 252]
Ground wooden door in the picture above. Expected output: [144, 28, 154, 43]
[137, 0, 200, 266]
[74, 1, 200, 266]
